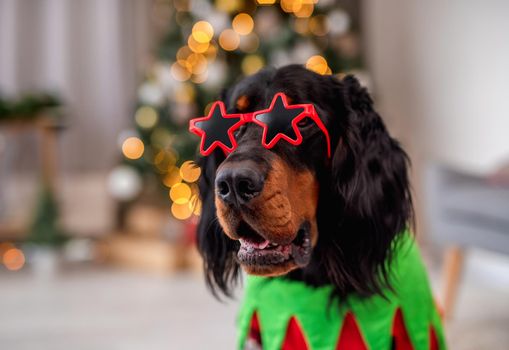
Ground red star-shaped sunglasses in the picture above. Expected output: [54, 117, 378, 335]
[189, 92, 331, 158]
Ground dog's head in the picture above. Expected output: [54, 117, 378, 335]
[195, 65, 412, 298]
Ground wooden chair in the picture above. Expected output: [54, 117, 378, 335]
[424, 163, 509, 318]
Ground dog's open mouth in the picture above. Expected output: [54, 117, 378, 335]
[236, 221, 312, 268]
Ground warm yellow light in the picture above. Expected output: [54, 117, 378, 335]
[306, 55, 329, 75]
[135, 106, 158, 129]
[171, 62, 192, 81]
[154, 150, 166, 166]
[309, 15, 329, 36]
[174, 83, 196, 104]
[242, 55, 265, 76]
[256, 0, 276, 4]
[232, 13, 254, 35]
[177, 58, 193, 73]
[122, 137, 144, 160]
[291, 0, 303, 12]
[280, 0, 294, 13]
[187, 53, 208, 75]
[180, 160, 201, 182]
[176, 46, 192, 61]
[204, 43, 218, 61]
[215, 0, 239, 13]
[191, 71, 208, 84]
[192, 21, 214, 43]
[293, 18, 309, 35]
[294, 2, 314, 18]
[154, 149, 177, 172]
[163, 167, 182, 187]
[170, 182, 192, 204]
[188, 35, 210, 53]
[3, 248, 25, 271]
[219, 29, 240, 51]
[171, 202, 193, 220]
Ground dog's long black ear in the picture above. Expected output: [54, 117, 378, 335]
[195, 88, 241, 298]
[196, 151, 241, 298]
[323, 75, 413, 297]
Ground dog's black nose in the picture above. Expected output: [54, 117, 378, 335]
[215, 167, 264, 205]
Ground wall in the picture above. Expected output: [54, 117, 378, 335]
[363, 0, 509, 174]
[0, 0, 153, 172]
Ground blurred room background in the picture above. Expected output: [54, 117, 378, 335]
[0, 0, 508, 349]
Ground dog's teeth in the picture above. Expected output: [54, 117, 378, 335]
[239, 239, 270, 250]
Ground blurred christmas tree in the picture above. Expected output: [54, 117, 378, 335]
[27, 185, 68, 247]
[114, 0, 362, 221]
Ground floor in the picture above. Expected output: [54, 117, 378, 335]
[0, 249, 508, 350]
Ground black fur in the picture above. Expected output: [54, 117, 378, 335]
[196, 65, 413, 300]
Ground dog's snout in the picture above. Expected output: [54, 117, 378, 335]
[215, 167, 264, 205]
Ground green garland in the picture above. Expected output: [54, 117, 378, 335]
[0, 93, 61, 120]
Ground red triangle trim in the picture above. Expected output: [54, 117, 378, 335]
[336, 312, 368, 350]
[429, 325, 439, 350]
[247, 311, 262, 346]
[392, 308, 414, 350]
[282, 316, 309, 350]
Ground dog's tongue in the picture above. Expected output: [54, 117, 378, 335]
[240, 238, 270, 250]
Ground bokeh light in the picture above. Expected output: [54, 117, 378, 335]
[191, 21, 214, 43]
[293, 18, 310, 35]
[215, 0, 240, 13]
[306, 55, 329, 75]
[177, 46, 193, 61]
[122, 137, 145, 160]
[232, 13, 254, 35]
[204, 43, 218, 61]
[135, 106, 159, 129]
[280, 0, 294, 13]
[170, 183, 192, 204]
[174, 83, 196, 104]
[154, 149, 178, 173]
[2, 248, 25, 271]
[191, 71, 208, 84]
[309, 15, 329, 36]
[171, 62, 192, 81]
[180, 161, 201, 182]
[187, 53, 208, 75]
[163, 167, 182, 187]
[171, 202, 193, 220]
[188, 36, 210, 53]
[242, 55, 265, 76]
[256, 0, 276, 4]
[219, 29, 240, 51]
[294, 3, 314, 18]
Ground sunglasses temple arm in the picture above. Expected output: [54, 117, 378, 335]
[308, 106, 332, 158]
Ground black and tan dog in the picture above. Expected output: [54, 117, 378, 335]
[194, 65, 445, 349]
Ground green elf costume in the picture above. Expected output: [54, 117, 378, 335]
[237, 232, 446, 350]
